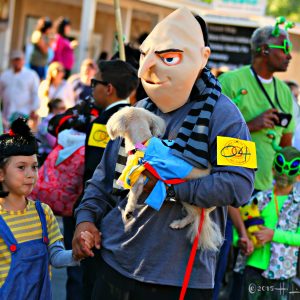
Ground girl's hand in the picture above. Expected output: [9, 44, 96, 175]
[70, 40, 78, 49]
[253, 226, 274, 244]
[80, 231, 96, 249]
[238, 236, 254, 256]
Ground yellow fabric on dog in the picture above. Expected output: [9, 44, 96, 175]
[118, 150, 146, 189]
[217, 136, 257, 168]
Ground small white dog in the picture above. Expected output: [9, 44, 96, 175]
[107, 106, 223, 251]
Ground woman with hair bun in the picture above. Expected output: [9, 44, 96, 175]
[52, 17, 78, 78]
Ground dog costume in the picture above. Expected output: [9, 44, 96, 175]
[118, 137, 193, 210]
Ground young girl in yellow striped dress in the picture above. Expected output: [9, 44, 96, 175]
[0, 118, 92, 300]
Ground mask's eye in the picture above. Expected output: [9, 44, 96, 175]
[159, 52, 182, 66]
[276, 154, 284, 166]
[291, 159, 300, 169]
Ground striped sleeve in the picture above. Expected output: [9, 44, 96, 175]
[41, 203, 63, 245]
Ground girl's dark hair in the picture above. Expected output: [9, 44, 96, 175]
[194, 15, 209, 47]
[0, 158, 9, 198]
[56, 17, 71, 37]
[36, 17, 53, 33]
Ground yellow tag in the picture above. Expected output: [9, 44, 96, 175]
[88, 123, 110, 148]
[217, 136, 257, 169]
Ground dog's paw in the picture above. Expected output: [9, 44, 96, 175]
[122, 210, 134, 223]
[169, 219, 186, 229]
[125, 211, 134, 220]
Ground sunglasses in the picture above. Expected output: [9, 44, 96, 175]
[274, 153, 300, 176]
[91, 78, 109, 88]
[268, 39, 293, 55]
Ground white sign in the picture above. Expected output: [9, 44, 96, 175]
[213, 0, 267, 16]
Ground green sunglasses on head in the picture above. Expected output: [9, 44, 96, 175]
[257, 39, 293, 55]
[274, 153, 300, 176]
[268, 39, 292, 54]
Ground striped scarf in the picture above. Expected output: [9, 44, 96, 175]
[112, 68, 221, 194]
[143, 67, 222, 168]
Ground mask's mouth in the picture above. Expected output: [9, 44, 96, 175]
[144, 79, 167, 85]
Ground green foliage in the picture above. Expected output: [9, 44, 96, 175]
[266, 0, 300, 23]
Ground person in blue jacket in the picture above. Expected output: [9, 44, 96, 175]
[72, 7, 255, 300]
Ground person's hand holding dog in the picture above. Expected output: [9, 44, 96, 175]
[72, 222, 101, 260]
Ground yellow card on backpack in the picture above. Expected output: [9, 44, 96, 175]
[217, 136, 257, 169]
[88, 123, 110, 148]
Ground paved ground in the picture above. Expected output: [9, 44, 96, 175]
[52, 267, 67, 300]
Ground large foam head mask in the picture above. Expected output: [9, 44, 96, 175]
[138, 7, 210, 113]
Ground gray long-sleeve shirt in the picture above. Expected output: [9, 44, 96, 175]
[75, 94, 255, 289]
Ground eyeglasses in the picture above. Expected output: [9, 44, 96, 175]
[91, 78, 109, 88]
[274, 153, 300, 176]
[268, 39, 293, 55]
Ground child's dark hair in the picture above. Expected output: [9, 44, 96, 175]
[48, 98, 64, 113]
[98, 60, 139, 99]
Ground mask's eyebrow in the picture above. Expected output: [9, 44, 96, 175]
[155, 49, 184, 54]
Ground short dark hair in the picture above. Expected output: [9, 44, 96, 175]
[48, 98, 64, 113]
[98, 60, 139, 99]
[285, 80, 299, 89]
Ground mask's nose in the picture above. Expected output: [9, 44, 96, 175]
[138, 53, 156, 79]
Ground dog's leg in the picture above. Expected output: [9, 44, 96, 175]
[123, 175, 144, 222]
[169, 203, 198, 229]
[186, 206, 223, 251]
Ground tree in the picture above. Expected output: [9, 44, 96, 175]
[266, 0, 300, 23]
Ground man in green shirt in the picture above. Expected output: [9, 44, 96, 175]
[219, 26, 295, 191]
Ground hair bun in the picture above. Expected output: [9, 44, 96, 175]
[10, 117, 34, 139]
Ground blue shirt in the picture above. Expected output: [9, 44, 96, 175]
[75, 94, 255, 289]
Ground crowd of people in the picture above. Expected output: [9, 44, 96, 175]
[0, 7, 300, 300]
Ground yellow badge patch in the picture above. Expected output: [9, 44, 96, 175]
[217, 136, 257, 169]
[88, 123, 110, 148]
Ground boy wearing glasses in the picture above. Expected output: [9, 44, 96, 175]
[242, 146, 300, 299]
[219, 25, 295, 193]
[48, 59, 138, 300]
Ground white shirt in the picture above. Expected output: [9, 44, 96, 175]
[0, 67, 40, 121]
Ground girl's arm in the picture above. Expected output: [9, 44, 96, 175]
[272, 226, 300, 246]
[48, 240, 80, 268]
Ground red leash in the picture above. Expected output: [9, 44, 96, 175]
[179, 208, 205, 300]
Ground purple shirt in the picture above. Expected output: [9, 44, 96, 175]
[52, 35, 74, 70]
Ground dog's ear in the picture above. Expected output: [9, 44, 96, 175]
[106, 108, 128, 139]
[150, 114, 166, 137]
